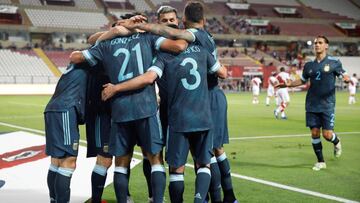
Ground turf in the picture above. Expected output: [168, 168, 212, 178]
[0, 91, 359, 202]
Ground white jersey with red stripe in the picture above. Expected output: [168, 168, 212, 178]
[267, 76, 278, 96]
[252, 77, 262, 95]
[349, 76, 358, 94]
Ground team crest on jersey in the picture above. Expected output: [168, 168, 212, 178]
[73, 141, 79, 151]
[324, 64, 330, 72]
[103, 145, 109, 153]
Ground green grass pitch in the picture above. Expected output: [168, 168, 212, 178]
[0, 91, 359, 202]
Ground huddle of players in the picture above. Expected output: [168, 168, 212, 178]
[45, 2, 238, 203]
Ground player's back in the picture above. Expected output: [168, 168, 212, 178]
[157, 44, 217, 132]
[91, 32, 162, 122]
[268, 76, 277, 89]
[187, 28, 219, 89]
[45, 63, 88, 124]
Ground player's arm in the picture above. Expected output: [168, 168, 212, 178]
[102, 71, 159, 101]
[124, 21, 195, 42]
[159, 39, 188, 53]
[207, 52, 227, 79]
[69, 51, 85, 64]
[216, 64, 227, 79]
[88, 31, 106, 45]
[96, 25, 133, 43]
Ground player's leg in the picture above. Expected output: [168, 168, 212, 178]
[321, 111, 341, 157]
[113, 154, 132, 203]
[189, 131, 213, 203]
[47, 158, 60, 203]
[45, 109, 80, 203]
[280, 91, 290, 119]
[108, 121, 136, 203]
[166, 130, 189, 203]
[91, 155, 112, 203]
[208, 155, 222, 203]
[137, 115, 166, 203]
[141, 147, 153, 202]
[215, 148, 237, 203]
[306, 112, 326, 170]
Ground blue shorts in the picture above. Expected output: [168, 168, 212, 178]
[86, 112, 112, 158]
[45, 107, 80, 158]
[209, 88, 229, 148]
[159, 99, 168, 140]
[306, 110, 335, 130]
[109, 113, 164, 157]
[166, 129, 213, 168]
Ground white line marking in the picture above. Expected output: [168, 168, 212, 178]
[230, 132, 360, 140]
[0, 121, 359, 203]
[8, 102, 46, 107]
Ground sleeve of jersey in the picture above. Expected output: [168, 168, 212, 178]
[301, 64, 309, 82]
[82, 45, 101, 67]
[334, 61, 347, 77]
[147, 57, 165, 78]
[185, 28, 197, 43]
[208, 54, 221, 74]
[154, 36, 167, 51]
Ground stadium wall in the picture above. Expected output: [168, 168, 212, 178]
[0, 84, 55, 95]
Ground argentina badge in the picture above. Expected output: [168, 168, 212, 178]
[324, 64, 330, 72]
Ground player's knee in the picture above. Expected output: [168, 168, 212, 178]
[60, 156, 77, 169]
[97, 155, 112, 168]
[170, 165, 185, 174]
[147, 152, 164, 165]
[322, 130, 333, 141]
[115, 154, 132, 167]
[311, 128, 320, 137]
[214, 147, 224, 157]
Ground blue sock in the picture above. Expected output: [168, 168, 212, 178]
[217, 153, 237, 202]
[91, 164, 108, 203]
[55, 167, 74, 203]
[151, 164, 166, 203]
[47, 164, 58, 203]
[328, 133, 340, 145]
[210, 157, 222, 203]
[194, 167, 211, 203]
[143, 158, 152, 198]
[113, 167, 128, 203]
[169, 172, 184, 203]
[312, 138, 324, 162]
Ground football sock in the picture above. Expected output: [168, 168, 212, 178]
[47, 164, 58, 203]
[209, 157, 222, 203]
[266, 97, 270, 105]
[312, 138, 324, 162]
[194, 167, 211, 203]
[169, 172, 184, 203]
[91, 164, 108, 203]
[217, 153, 237, 202]
[143, 158, 152, 198]
[55, 167, 74, 203]
[151, 164, 166, 203]
[327, 133, 340, 145]
[114, 167, 128, 203]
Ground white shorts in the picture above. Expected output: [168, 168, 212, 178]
[252, 86, 260, 96]
[277, 88, 290, 103]
[267, 87, 275, 97]
[349, 87, 356, 95]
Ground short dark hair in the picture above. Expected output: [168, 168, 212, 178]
[316, 35, 329, 44]
[120, 12, 148, 22]
[184, 1, 204, 23]
[157, 5, 177, 19]
[354, 73, 357, 77]
[280, 67, 285, 72]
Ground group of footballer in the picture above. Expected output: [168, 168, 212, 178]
[44, 1, 238, 203]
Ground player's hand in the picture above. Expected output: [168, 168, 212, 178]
[121, 15, 147, 30]
[102, 83, 116, 101]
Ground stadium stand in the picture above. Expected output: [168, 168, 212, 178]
[0, 49, 57, 84]
[246, 0, 299, 6]
[300, 0, 360, 20]
[44, 50, 72, 72]
[0, 0, 11, 4]
[24, 9, 109, 29]
[19, 0, 42, 6]
[74, 0, 98, 10]
[102, 0, 135, 10]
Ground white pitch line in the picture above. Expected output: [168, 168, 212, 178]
[0, 121, 359, 203]
[230, 132, 360, 140]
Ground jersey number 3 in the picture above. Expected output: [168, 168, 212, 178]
[114, 43, 144, 82]
[181, 58, 201, 90]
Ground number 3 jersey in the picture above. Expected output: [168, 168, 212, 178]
[152, 44, 221, 133]
[301, 55, 347, 112]
[82, 32, 164, 122]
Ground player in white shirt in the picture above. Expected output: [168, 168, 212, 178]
[274, 67, 291, 119]
[266, 72, 279, 106]
[251, 77, 262, 104]
[349, 73, 358, 104]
